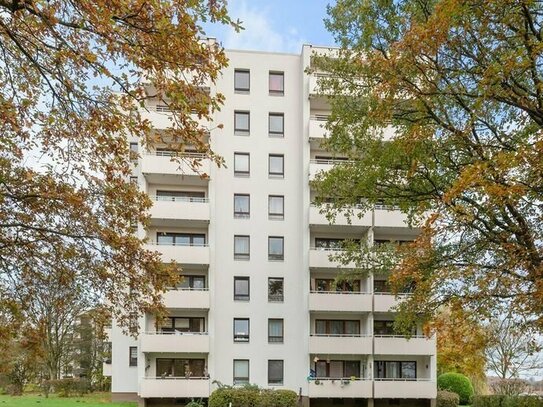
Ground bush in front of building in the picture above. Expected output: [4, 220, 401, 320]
[437, 390, 460, 407]
[47, 378, 90, 397]
[438, 372, 474, 405]
[208, 386, 298, 407]
[472, 395, 543, 407]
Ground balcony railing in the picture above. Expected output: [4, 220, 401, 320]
[310, 333, 371, 338]
[374, 378, 431, 382]
[170, 287, 209, 291]
[149, 241, 209, 247]
[310, 290, 370, 295]
[154, 195, 209, 203]
[309, 246, 349, 251]
[373, 334, 427, 339]
[310, 158, 355, 165]
[145, 331, 209, 336]
[147, 151, 208, 159]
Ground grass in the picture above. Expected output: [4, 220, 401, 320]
[0, 393, 136, 407]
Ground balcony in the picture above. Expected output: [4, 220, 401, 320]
[309, 248, 355, 269]
[163, 289, 210, 310]
[309, 159, 354, 181]
[141, 152, 211, 181]
[140, 378, 210, 398]
[373, 205, 411, 229]
[374, 335, 436, 356]
[149, 197, 210, 227]
[140, 332, 209, 353]
[147, 243, 209, 266]
[373, 293, 410, 312]
[374, 379, 436, 399]
[309, 116, 329, 139]
[140, 108, 209, 131]
[309, 335, 372, 355]
[309, 291, 372, 313]
[308, 379, 372, 398]
[309, 204, 372, 231]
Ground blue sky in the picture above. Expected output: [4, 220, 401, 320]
[204, 0, 336, 53]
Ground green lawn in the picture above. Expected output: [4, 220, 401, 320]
[0, 393, 136, 407]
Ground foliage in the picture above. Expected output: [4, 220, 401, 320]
[0, 392, 136, 407]
[208, 387, 298, 407]
[185, 400, 205, 407]
[312, 0, 543, 333]
[486, 313, 542, 385]
[434, 306, 489, 393]
[437, 390, 460, 407]
[473, 395, 543, 407]
[0, 0, 240, 336]
[47, 378, 89, 397]
[490, 379, 529, 397]
[438, 372, 475, 405]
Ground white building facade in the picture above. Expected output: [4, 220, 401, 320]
[106, 44, 437, 407]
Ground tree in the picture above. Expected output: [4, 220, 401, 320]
[486, 313, 542, 393]
[433, 306, 488, 393]
[0, 1, 239, 333]
[312, 0, 543, 332]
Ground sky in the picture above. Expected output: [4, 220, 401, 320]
[204, 0, 336, 54]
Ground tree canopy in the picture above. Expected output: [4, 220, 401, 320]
[312, 0, 543, 332]
[0, 0, 239, 333]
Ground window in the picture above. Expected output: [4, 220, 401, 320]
[129, 142, 138, 162]
[268, 236, 284, 260]
[374, 320, 395, 335]
[234, 153, 250, 176]
[315, 319, 360, 336]
[234, 111, 250, 135]
[158, 317, 205, 333]
[269, 154, 284, 178]
[233, 359, 249, 384]
[374, 279, 391, 293]
[234, 277, 250, 301]
[157, 233, 206, 246]
[268, 195, 284, 220]
[269, 71, 284, 95]
[269, 113, 284, 137]
[233, 318, 249, 342]
[374, 361, 416, 380]
[234, 235, 250, 260]
[177, 275, 206, 290]
[268, 319, 284, 343]
[315, 279, 360, 292]
[234, 194, 250, 218]
[234, 69, 250, 92]
[156, 190, 205, 202]
[314, 360, 361, 379]
[157, 358, 205, 378]
[268, 278, 284, 302]
[268, 360, 284, 385]
[129, 346, 137, 366]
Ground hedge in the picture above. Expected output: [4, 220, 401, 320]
[437, 390, 460, 407]
[208, 387, 297, 407]
[472, 395, 543, 407]
[438, 373, 474, 405]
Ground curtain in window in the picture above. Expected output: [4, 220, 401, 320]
[386, 361, 400, 378]
[269, 320, 283, 338]
[269, 196, 283, 214]
[235, 237, 249, 254]
[234, 360, 249, 380]
[329, 361, 343, 378]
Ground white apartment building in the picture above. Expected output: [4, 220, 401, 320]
[105, 43, 437, 407]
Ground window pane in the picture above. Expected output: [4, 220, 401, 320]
[234, 236, 250, 256]
[234, 360, 249, 383]
[269, 114, 284, 135]
[268, 319, 283, 342]
[234, 153, 249, 174]
[234, 277, 249, 300]
[192, 235, 206, 246]
[269, 196, 284, 216]
[268, 360, 283, 384]
[157, 234, 173, 245]
[234, 70, 250, 91]
[269, 155, 284, 175]
[344, 321, 360, 335]
[269, 72, 284, 93]
[175, 235, 191, 246]
[330, 320, 343, 335]
[268, 278, 284, 302]
[192, 277, 205, 289]
[386, 361, 400, 378]
[345, 361, 360, 378]
[329, 361, 343, 378]
[316, 361, 327, 377]
[315, 320, 327, 335]
[268, 237, 284, 260]
[234, 319, 249, 341]
[401, 362, 416, 379]
[235, 112, 249, 132]
[156, 359, 172, 376]
[234, 194, 250, 216]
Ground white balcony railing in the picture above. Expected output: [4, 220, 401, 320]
[374, 378, 437, 399]
[309, 291, 372, 312]
[163, 289, 210, 309]
[374, 335, 436, 355]
[147, 243, 210, 265]
[149, 197, 210, 225]
[141, 152, 211, 178]
[309, 334, 372, 355]
[140, 332, 210, 353]
[154, 195, 209, 203]
[140, 377, 210, 398]
[373, 293, 411, 312]
[308, 378, 372, 398]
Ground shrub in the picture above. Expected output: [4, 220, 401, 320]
[48, 378, 90, 397]
[437, 390, 460, 407]
[186, 399, 205, 407]
[472, 395, 543, 407]
[438, 372, 474, 405]
[208, 387, 297, 407]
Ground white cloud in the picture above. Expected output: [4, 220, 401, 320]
[220, 0, 306, 53]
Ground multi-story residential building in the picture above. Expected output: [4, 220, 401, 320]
[105, 42, 437, 407]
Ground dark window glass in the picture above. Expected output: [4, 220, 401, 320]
[158, 317, 205, 333]
[269, 113, 284, 137]
[268, 278, 284, 302]
[234, 69, 250, 92]
[234, 277, 250, 301]
[374, 320, 395, 335]
[234, 111, 250, 135]
[268, 360, 284, 385]
[129, 346, 137, 366]
[234, 194, 250, 218]
[315, 320, 360, 336]
[177, 275, 206, 290]
[269, 154, 284, 177]
[233, 318, 249, 342]
[234, 235, 250, 260]
[156, 233, 206, 246]
[269, 72, 284, 95]
[314, 279, 360, 292]
[313, 360, 361, 378]
[268, 236, 284, 260]
[233, 359, 249, 384]
[374, 279, 391, 293]
[156, 358, 205, 378]
[268, 319, 284, 343]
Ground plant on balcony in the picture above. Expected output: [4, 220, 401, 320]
[437, 390, 460, 407]
[438, 373, 474, 405]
